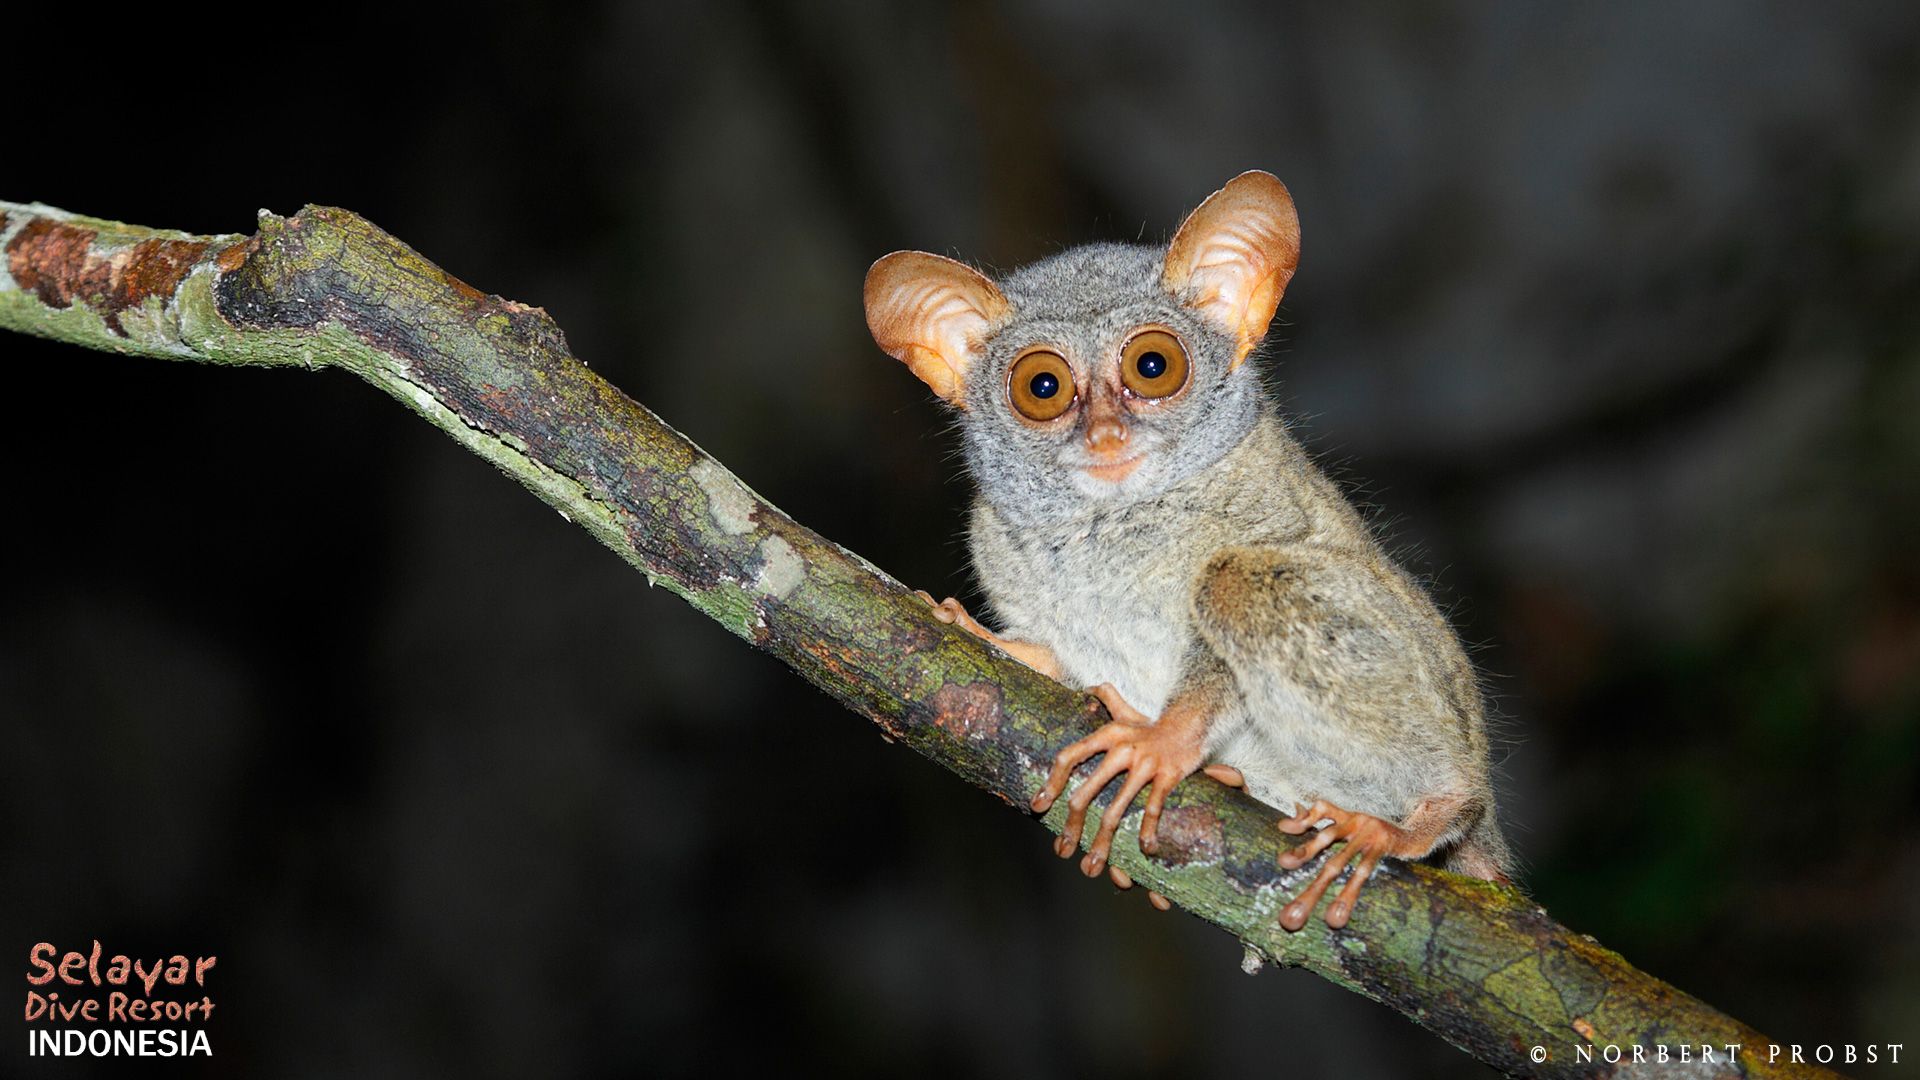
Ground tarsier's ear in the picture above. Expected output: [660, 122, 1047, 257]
[864, 251, 1009, 406]
[1163, 171, 1301, 368]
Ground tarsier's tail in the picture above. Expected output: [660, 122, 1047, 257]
[1444, 807, 1517, 886]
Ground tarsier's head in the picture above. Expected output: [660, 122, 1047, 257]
[864, 171, 1300, 525]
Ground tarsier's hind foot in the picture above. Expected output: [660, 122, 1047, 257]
[1274, 792, 1484, 931]
[1275, 800, 1409, 930]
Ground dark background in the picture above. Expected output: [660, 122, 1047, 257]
[5, 3, 1918, 1077]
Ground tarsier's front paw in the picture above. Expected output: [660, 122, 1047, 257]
[914, 591, 1062, 679]
[1029, 684, 1206, 879]
[915, 591, 990, 638]
[1275, 799, 1409, 931]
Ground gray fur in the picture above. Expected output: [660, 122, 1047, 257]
[958, 243, 1513, 875]
[961, 244, 1265, 527]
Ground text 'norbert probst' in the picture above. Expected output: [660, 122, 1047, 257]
[1568, 1042, 1902, 1067]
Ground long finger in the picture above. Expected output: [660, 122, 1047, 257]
[1083, 760, 1157, 876]
[1140, 779, 1172, 855]
[1280, 839, 1359, 932]
[1277, 822, 1345, 870]
[1033, 726, 1121, 812]
[1202, 764, 1244, 788]
[1056, 747, 1134, 858]
[1277, 800, 1337, 835]
[1325, 847, 1387, 929]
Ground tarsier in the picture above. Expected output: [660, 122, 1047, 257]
[863, 171, 1512, 930]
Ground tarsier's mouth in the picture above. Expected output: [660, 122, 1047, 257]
[1081, 455, 1145, 483]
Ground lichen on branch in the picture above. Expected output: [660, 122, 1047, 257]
[0, 199, 1836, 1079]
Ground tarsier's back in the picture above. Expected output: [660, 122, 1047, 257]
[866, 171, 1511, 931]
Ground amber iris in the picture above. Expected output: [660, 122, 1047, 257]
[1120, 329, 1189, 399]
[1008, 350, 1076, 421]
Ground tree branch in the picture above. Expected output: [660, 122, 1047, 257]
[0, 201, 1835, 1078]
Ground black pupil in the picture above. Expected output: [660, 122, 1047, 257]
[1136, 351, 1168, 379]
[1029, 371, 1060, 399]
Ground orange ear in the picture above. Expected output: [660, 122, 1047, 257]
[1163, 171, 1301, 368]
[864, 251, 1009, 406]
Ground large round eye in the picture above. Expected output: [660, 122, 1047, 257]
[1008, 349, 1076, 421]
[1120, 329, 1189, 399]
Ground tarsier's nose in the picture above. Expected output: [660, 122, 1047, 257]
[1086, 417, 1129, 455]
[1084, 395, 1131, 458]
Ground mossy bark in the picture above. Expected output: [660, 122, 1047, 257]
[0, 201, 1840, 1079]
